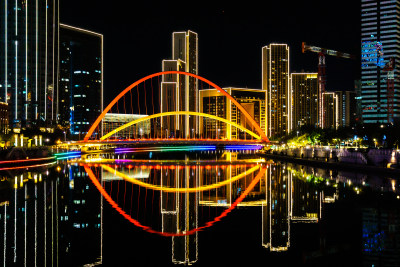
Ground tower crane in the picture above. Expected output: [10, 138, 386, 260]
[302, 42, 355, 128]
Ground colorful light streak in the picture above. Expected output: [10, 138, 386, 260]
[115, 145, 216, 154]
[83, 164, 265, 236]
[79, 138, 264, 144]
[54, 151, 81, 156]
[224, 145, 263, 150]
[0, 156, 55, 164]
[54, 151, 81, 160]
[81, 158, 265, 165]
[0, 162, 56, 171]
[83, 71, 269, 142]
[55, 156, 81, 160]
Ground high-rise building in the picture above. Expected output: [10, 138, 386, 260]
[291, 73, 319, 130]
[58, 24, 103, 136]
[0, 0, 59, 129]
[336, 90, 357, 127]
[199, 87, 266, 139]
[323, 92, 339, 129]
[355, 80, 363, 124]
[262, 44, 291, 138]
[0, 102, 9, 134]
[161, 59, 186, 138]
[361, 0, 400, 124]
[161, 31, 198, 138]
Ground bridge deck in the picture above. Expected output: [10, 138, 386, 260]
[64, 139, 266, 147]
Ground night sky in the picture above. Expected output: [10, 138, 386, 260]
[61, 0, 361, 104]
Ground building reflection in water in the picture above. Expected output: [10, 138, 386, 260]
[97, 153, 265, 266]
[161, 165, 199, 265]
[262, 164, 291, 251]
[262, 163, 323, 252]
[3, 153, 398, 265]
[0, 164, 103, 266]
[94, 155, 400, 264]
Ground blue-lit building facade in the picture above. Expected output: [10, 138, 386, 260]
[0, 0, 59, 129]
[361, 0, 400, 124]
[58, 24, 103, 136]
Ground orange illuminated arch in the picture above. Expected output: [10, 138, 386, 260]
[84, 71, 269, 142]
[83, 164, 265, 236]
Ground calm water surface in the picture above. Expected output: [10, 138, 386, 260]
[0, 152, 399, 266]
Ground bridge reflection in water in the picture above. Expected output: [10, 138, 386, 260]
[79, 151, 398, 265]
[0, 152, 399, 266]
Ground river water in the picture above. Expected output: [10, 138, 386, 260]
[0, 152, 399, 266]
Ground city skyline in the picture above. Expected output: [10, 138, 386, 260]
[1, 2, 400, 266]
[1, 1, 397, 141]
[60, 1, 361, 103]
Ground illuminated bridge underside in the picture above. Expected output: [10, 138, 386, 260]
[101, 111, 261, 141]
[80, 158, 265, 165]
[77, 139, 263, 146]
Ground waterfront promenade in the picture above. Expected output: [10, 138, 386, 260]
[262, 148, 400, 175]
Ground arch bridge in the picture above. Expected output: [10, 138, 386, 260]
[64, 71, 270, 151]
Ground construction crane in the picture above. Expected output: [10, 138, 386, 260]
[302, 42, 355, 128]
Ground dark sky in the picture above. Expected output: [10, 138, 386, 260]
[61, 0, 361, 103]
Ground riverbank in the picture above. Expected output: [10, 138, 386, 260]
[0, 147, 56, 170]
[260, 153, 400, 175]
[0, 146, 52, 160]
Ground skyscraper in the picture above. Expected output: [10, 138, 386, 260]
[355, 80, 363, 124]
[361, 0, 400, 124]
[336, 90, 357, 127]
[199, 87, 266, 139]
[291, 73, 319, 130]
[58, 24, 103, 136]
[161, 59, 186, 138]
[0, 0, 59, 129]
[161, 31, 198, 138]
[262, 44, 291, 138]
[323, 92, 339, 129]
